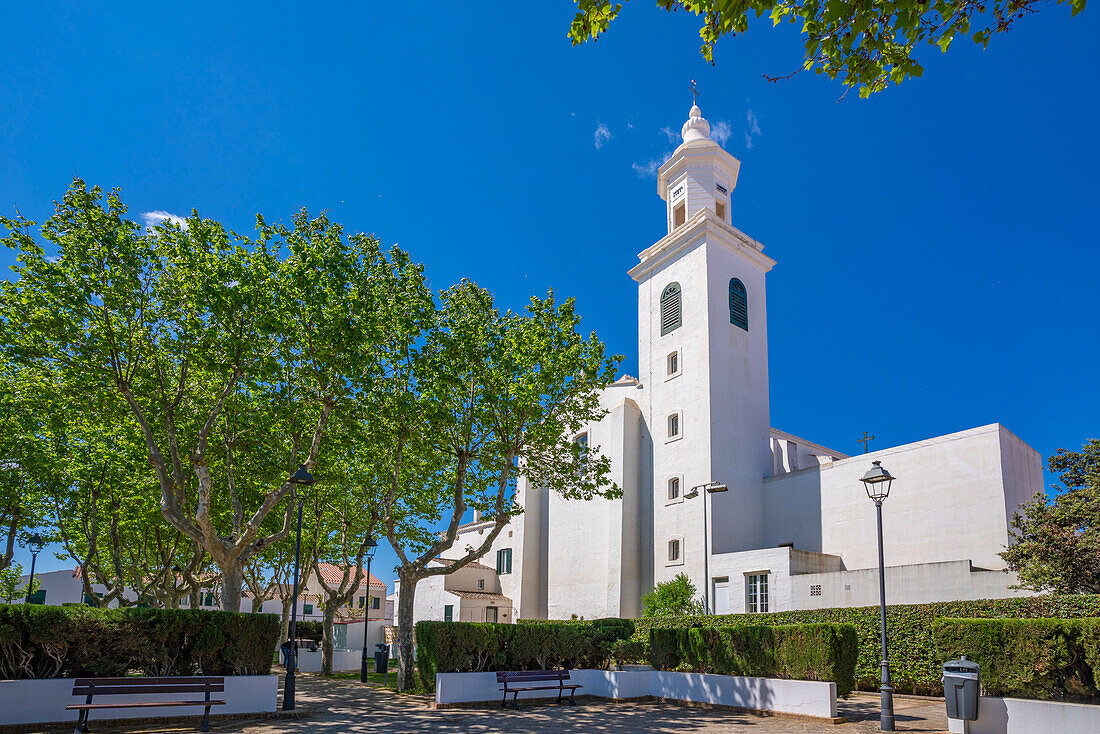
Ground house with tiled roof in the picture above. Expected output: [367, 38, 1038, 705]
[392, 554, 513, 624]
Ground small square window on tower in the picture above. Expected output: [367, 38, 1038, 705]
[673, 201, 686, 229]
[716, 201, 726, 221]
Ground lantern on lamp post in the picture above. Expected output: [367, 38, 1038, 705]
[861, 460, 895, 731]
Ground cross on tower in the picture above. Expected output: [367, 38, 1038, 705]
[858, 431, 875, 454]
[689, 79, 701, 106]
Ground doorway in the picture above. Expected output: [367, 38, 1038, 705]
[485, 606, 498, 623]
[713, 577, 730, 615]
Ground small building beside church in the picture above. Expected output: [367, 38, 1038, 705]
[396, 101, 1043, 623]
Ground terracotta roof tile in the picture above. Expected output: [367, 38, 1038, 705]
[432, 557, 494, 571]
[447, 590, 512, 602]
[315, 562, 386, 589]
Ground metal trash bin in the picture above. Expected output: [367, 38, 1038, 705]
[943, 656, 980, 721]
[374, 643, 390, 674]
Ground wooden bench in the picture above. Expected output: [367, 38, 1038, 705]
[496, 670, 581, 710]
[66, 676, 226, 734]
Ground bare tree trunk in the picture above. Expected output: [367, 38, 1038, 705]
[280, 597, 292, 642]
[321, 605, 337, 676]
[396, 569, 418, 690]
[219, 561, 244, 612]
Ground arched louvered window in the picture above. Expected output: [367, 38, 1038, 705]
[729, 278, 748, 331]
[660, 282, 682, 336]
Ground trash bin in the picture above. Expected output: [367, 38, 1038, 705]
[943, 656, 980, 721]
[374, 643, 389, 674]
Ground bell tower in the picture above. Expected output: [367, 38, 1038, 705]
[630, 102, 776, 594]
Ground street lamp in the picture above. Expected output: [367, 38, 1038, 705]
[24, 533, 45, 604]
[283, 464, 315, 711]
[684, 481, 728, 614]
[861, 460, 895, 731]
[359, 536, 379, 683]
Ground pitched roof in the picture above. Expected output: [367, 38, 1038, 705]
[446, 590, 512, 602]
[315, 562, 386, 589]
[431, 557, 494, 572]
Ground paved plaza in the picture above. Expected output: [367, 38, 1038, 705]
[77, 674, 950, 734]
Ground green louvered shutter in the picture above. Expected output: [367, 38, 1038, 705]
[660, 282, 682, 335]
[729, 278, 748, 331]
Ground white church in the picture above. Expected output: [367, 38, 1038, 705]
[397, 102, 1042, 625]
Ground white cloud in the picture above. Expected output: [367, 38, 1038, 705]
[142, 210, 188, 230]
[631, 150, 675, 178]
[660, 126, 677, 143]
[744, 109, 762, 150]
[711, 120, 733, 146]
[627, 122, 635, 129]
[594, 122, 611, 150]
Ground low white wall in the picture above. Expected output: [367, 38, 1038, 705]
[0, 675, 277, 726]
[948, 696, 1100, 734]
[435, 669, 837, 719]
[296, 648, 362, 673]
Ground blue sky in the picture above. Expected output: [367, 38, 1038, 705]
[3, 2, 1098, 591]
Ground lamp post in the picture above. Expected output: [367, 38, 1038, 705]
[684, 482, 728, 613]
[359, 537, 379, 683]
[282, 465, 315, 711]
[24, 533, 45, 604]
[861, 460, 896, 731]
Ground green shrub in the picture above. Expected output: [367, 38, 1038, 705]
[294, 620, 323, 642]
[933, 617, 1100, 701]
[0, 603, 280, 680]
[633, 594, 1100, 694]
[414, 618, 635, 691]
[648, 623, 858, 696]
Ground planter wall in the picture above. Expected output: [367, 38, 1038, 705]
[296, 648, 362, 673]
[435, 669, 837, 719]
[948, 696, 1100, 734]
[0, 675, 277, 727]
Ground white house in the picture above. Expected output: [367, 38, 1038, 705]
[399, 100, 1042, 623]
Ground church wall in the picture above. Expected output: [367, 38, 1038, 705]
[703, 232, 773, 554]
[762, 424, 1040, 572]
[637, 238, 715, 595]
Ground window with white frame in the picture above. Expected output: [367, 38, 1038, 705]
[668, 476, 680, 500]
[668, 539, 681, 562]
[477, 578, 485, 590]
[667, 412, 681, 439]
[667, 350, 680, 377]
[746, 573, 769, 613]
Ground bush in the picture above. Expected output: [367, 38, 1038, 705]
[634, 594, 1100, 694]
[648, 623, 858, 696]
[933, 617, 1100, 701]
[415, 618, 635, 691]
[0, 603, 280, 680]
[294, 620, 323, 642]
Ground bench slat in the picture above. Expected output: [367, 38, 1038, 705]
[496, 672, 569, 680]
[73, 677, 223, 686]
[66, 701, 226, 711]
[73, 685, 224, 695]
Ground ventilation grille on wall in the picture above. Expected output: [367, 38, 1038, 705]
[810, 585, 822, 597]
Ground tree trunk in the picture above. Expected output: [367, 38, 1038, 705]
[250, 595, 265, 613]
[321, 605, 337, 676]
[189, 585, 201, 609]
[280, 598, 292, 642]
[219, 561, 244, 612]
[396, 569, 418, 691]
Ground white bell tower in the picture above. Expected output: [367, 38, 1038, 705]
[629, 102, 776, 594]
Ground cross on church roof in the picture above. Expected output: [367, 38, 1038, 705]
[858, 431, 875, 453]
[689, 79, 701, 106]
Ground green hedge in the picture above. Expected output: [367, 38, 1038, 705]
[933, 617, 1100, 701]
[415, 618, 635, 691]
[636, 595, 1100, 695]
[649, 623, 858, 696]
[294, 620, 324, 642]
[0, 603, 280, 680]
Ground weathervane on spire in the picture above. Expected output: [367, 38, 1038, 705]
[689, 79, 701, 106]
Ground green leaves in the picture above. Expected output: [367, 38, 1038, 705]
[568, 0, 1083, 96]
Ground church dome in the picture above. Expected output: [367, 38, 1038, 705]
[681, 104, 711, 143]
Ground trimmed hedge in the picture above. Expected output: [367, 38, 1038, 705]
[649, 623, 858, 696]
[294, 620, 324, 642]
[636, 595, 1100, 694]
[933, 617, 1100, 701]
[0, 603, 280, 680]
[415, 618, 635, 691]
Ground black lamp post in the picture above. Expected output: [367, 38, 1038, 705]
[684, 481, 728, 614]
[282, 465, 314, 711]
[359, 536, 379, 683]
[24, 533, 45, 604]
[861, 460, 896, 731]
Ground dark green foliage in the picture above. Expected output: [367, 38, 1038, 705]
[414, 618, 635, 691]
[294, 620, 324, 642]
[648, 623, 858, 696]
[0, 603, 279, 679]
[634, 595, 1100, 694]
[933, 617, 1100, 701]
